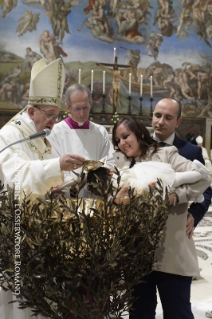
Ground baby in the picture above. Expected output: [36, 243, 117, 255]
[87, 158, 210, 203]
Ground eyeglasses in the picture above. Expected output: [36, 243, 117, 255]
[70, 106, 90, 112]
[33, 106, 60, 122]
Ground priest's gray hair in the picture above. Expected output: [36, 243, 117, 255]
[65, 84, 92, 107]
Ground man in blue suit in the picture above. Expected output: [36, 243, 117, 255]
[129, 97, 212, 319]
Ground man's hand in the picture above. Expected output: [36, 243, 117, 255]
[59, 154, 85, 171]
[186, 212, 194, 239]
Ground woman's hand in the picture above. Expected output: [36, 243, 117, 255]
[114, 184, 130, 204]
[148, 181, 157, 190]
[168, 192, 178, 206]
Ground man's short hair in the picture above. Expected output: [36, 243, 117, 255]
[65, 84, 92, 107]
[154, 97, 182, 119]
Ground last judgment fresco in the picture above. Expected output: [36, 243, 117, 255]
[0, 0, 212, 118]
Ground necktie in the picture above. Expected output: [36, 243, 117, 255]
[158, 141, 167, 147]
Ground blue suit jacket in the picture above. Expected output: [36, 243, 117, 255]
[173, 134, 212, 227]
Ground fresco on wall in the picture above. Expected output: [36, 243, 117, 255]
[0, 0, 212, 118]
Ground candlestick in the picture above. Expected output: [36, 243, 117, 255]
[140, 75, 143, 96]
[78, 69, 81, 84]
[101, 93, 106, 114]
[91, 70, 93, 92]
[150, 75, 153, 97]
[149, 97, 154, 116]
[127, 96, 132, 114]
[114, 47, 116, 62]
[139, 96, 143, 119]
[103, 71, 105, 94]
[129, 73, 131, 96]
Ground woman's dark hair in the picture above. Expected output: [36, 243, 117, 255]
[112, 116, 158, 157]
[87, 167, 111, 196]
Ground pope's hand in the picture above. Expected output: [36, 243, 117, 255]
[59, 154, 85, 171]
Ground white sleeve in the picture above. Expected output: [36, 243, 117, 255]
[0, 129, 63, 201]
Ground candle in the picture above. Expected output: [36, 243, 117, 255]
[150, 75, 153, 97]
[103, 71, 105, 94]
[91, 70, 93, 92]
[140, 75, 143, 96]
[114, 47, 116, 62]
[78, 69, 81, 84]
[129, 73, 131, 96]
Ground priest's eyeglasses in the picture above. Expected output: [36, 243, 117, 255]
[71, 106, 90, 112]
[33, 106, 60, 122]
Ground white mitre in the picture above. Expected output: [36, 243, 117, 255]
[196, 135, 203, 144]
[28, 58, 65, 108]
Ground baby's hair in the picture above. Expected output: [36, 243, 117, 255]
[87, 167, 111, 196]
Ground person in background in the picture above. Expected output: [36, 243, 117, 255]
[48, 83, 114, 198]
[196, 135, 212, 172]
[111, 115, 211, 319]
[0, 58, 85, 202]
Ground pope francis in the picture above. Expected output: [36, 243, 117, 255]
[0, 58, 85, 202]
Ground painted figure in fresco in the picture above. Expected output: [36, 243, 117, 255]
[181, 61, 211, 99]
[16, 10, 40, 37]
[163, 72, 176, 97]
[182, 62, 203, 80]
[192, 0, 210, 26]
[116, 9, 142, 40]
[90, 0, 110, 36]
[176, 0, 194, 38]
[174, 68, 195, 100]
[127, 49, 140, 82]
[8, 65, 21, 80]
[39, 30, 67, 62]
[193, 0, 212, 47]
[22, 0, 53, 17]
[51, 0, 72, 44]
[25, 47, 42, 71]
[145, 31, 163, 60]
[119, 47, 140, 82]
[154, 0, 177, 37]
[0, 65, 25, 106]
[197, 86, 212, 117]
[144, 61, 166, 87]
[0, 81, 16, 104]
[206, 19, 212, 39]
[19, 82, 30, 109]
[1, 0, 17, 18]
[197, 70, 209, 99]
[157, 0, 170, 15]
[109, 0, 123, 18]
[135, 7, 151, 27]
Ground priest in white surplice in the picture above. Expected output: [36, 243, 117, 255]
[0, 59, 85, 202]
[48, 83, 114, 198]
